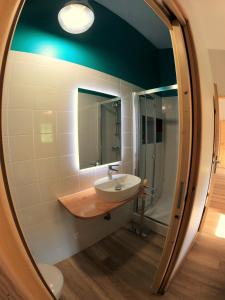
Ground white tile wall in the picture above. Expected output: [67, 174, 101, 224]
[2, 51, 140, 264]
[8, 110, 33, 135]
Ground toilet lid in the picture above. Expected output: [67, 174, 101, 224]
[38, 263, 64, 298]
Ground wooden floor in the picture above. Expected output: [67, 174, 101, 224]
[56, 229, 165, 300]
[209, 167, 225, 210]
[57, 171, 225, 300]
[164, 169, 225, 300]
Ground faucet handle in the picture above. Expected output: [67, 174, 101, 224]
[108, 164, 120, 171]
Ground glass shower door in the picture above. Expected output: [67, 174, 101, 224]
[138, 94, 164, 220]
[136, 87, 179, 226]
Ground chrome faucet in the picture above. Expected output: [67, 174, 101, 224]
[108, 164, 120, 180]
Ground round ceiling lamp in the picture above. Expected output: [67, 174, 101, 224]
[58, 0, 95, 34]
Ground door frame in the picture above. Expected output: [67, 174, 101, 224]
[0, 0, 202, 297]
[0, 1, 54, 299]
[149, 18, 193, 292]
[148, 1, 202, 292]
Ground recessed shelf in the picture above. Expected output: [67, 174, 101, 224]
[58, 187, 136, 219]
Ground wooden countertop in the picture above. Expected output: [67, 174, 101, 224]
[58, 187, 136, 219]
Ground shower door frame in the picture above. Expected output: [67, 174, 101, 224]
[0, 0, 202, 298]
[133, 84, 178, 226]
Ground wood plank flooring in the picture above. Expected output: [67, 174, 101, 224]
[209, 168, 225, 210]
[56, 170, 225, 300]
[57, 229, 165, 300]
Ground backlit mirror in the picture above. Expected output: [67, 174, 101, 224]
[78, 88, 121, 169]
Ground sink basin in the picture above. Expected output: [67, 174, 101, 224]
[94, 174, 141, 202]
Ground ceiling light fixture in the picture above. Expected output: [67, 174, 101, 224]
[58, 0, 95, 34]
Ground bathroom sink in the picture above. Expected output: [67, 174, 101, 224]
[94, 174, 141, 202]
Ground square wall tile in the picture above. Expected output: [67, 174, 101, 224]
[58, 154, 76, 178]
[2, 109, 8, 136]
[58, 175, 79, 197]
[13, 184, 41, 209]
[8, 110, 33, 135]
[3, 87, 10, 111]
[4, 52, 136, 265]
[34, 87, 59, 110]
[10, 160, 36, 186]
[2, 136, 10, 162]
[9, 135, 34, 162]
[57, 133, 75, 155]
[57, 111, 75, 133]
[18, 201, 65, 227]
[11, 61, 37, 86]
[8, 85, 35, 109]
[5, 163, 14, 187]
[34, 134, 58, 158]
[79, 168, 95, 191]
[35, 157, 59, 181]
[56, 90, 76, 111]
[34, 110, 56, 134]
[39, 180, 60, 203]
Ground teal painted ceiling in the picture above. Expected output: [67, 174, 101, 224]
[11, 0, 176, 88]
[95, 0, 172, 48]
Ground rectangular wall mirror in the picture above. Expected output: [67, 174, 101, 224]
[78, 88, 121, 169]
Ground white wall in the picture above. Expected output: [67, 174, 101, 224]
[219, 98, 225, 120]
[2, 50, 139, 264]
[172, 0, 215, 276]
[209, 50, 225, 96]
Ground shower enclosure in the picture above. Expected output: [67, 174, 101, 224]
[133, 85, 179, 231]
[101, 99, 121, 164]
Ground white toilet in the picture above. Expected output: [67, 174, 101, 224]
[38, 263, 64, 299]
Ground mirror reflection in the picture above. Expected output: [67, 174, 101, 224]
[78, 89, 121, 169]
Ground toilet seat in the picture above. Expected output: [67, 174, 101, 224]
[38, 263, 64, 299]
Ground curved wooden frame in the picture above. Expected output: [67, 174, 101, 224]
[145, 3, 194, 290]
[0, 0, 201, 297]
[0, 1, 54, 299]
[149, 1, 202, 292]
[158, 20, 202, 292]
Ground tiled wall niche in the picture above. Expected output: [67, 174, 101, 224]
[2, 51, 141, 264]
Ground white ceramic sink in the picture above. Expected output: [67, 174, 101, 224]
[94, 174, 141, 202]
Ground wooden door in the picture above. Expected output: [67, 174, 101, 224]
[199, 83, 220, 230]
[219, 98, 225, 168]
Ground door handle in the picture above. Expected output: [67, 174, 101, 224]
[214, 159, 220, 173]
